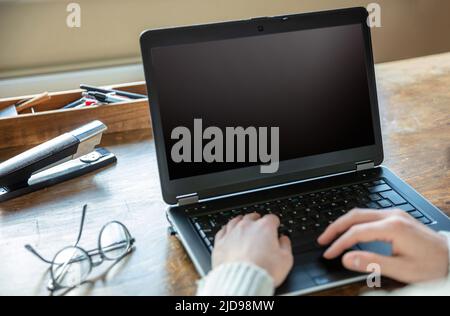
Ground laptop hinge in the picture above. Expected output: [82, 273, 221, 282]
[177, 193, 199, 206]
[356, 160, 375, 171]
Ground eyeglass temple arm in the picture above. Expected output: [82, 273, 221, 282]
[24, 204, 87, 264]
[24, 244, 53, 264]
[74, 204, 88, 247]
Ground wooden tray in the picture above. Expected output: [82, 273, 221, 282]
[0, 81, 151, 149]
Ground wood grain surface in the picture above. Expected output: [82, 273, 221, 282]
[0, 82, 150, 149]
[0, 53, 448, 296]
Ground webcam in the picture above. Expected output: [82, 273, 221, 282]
[257, 25, 264, 32]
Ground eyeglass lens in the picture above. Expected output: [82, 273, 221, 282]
[51, 247, 91, 288]
[99, 222, 131, 260]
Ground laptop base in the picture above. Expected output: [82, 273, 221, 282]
[167, 166, 450, 295]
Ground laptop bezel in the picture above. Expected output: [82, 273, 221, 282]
[140, 7, 383, 205]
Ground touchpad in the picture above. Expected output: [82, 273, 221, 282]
[294, 248, 362, 286]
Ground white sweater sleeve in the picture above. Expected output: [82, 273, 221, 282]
[196, 262, 274, 296]
[197, 231, 450, 296]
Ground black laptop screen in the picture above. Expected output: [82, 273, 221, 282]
[151, 23, 375, 180]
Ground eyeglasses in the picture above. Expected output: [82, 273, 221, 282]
[25, 204, 135, 292]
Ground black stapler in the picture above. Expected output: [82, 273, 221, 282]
[0, 120, 116, 202]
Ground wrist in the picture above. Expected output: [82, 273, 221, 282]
[215, 257, 277, 284]
[438, 231, 450, 277]
[197, 261, 275, 296]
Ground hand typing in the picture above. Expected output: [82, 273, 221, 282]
[212, 212, 293, 286]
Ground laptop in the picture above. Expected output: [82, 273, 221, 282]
[140, 7, 450, 295]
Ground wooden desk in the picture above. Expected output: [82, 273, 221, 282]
[0, 53, 449, 296]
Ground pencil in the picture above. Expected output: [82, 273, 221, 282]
[16, 92, 51, 113]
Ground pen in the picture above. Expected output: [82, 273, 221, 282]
[84, 91, 130, 103]
[74, 99, 100, 108]
[62, 97, 86, 109]
[80, 84, 147, 99]
[12, 97, 31, 108]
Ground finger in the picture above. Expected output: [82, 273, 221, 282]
[225, 215, 243, 232]
[242, 212, 261, 222]
[259, 214, 280, 228]
[318, 209, 386, 245]
[279, 235, 292, 252]
[323, 220, 395, 259]
[215, 225, 227, 240]
[342, 250, 405, 281]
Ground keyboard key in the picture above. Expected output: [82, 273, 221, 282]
[409, 210, 424, 218]
[417, 217, 432, 225]
[380, 191, 407, 205]
[369, 193, 381, 201]
[397, 203, 415, 212]
[202, 228, 212, 234]
[352, 184, 363, 189]
[366, 202, 380, 209]
[220, 210, 232, 217]
[193, 221, 201, 229]
[356, 196, 370, 204]
[377, 199, 393, 208]
[279, 226, 290, 237]
[339, 208, 348, 214]
[368, 184, 391, 193]
[189, 182, 416, 251]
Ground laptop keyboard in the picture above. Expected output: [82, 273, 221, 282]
[188, 179, 432, 253]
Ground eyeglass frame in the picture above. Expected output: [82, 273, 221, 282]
[24, 204, 135, 292]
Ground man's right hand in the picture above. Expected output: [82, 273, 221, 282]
[318, 208, 449, 283]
